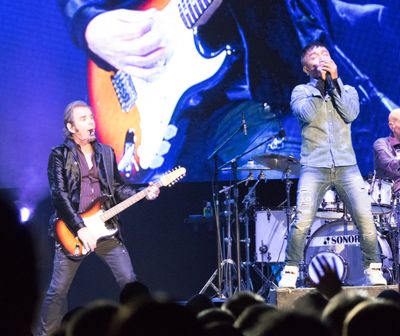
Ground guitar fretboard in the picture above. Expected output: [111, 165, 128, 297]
[178, 0, 223, 29]
[100, 180, 162, 222]
[98, 167, 186, 222]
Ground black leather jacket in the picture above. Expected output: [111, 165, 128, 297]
[47, 138, 136, 235]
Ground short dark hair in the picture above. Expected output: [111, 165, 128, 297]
[300, 41, 327, 66]
[63, 100, 91, 138]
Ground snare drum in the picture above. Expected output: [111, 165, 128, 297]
[316, 189, 344, 219]
[364, 178, 393, 215]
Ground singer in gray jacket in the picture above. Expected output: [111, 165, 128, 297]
[278, 41, 386, 288]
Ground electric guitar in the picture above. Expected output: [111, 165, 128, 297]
[88, 0, 237, 177]
[54, 166, 186, 260]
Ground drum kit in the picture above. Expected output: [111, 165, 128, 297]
[201, 153, 400, 297]
[201, 152, 300, 297]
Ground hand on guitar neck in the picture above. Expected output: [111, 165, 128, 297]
[145, 182, 160, 200]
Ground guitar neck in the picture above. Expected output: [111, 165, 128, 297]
[178, 0, 223, 29]
[101, 181, 162, 222]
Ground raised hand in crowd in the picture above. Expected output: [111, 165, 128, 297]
[310, 254, 343, 299]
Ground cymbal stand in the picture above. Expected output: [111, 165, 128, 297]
[240, 170, 279, 297]
[203, 118, 246, 298]
[199, 183, 235, 298]
[241, 174, 259, 291]
[231, 160, 242, 292]
[200, 176, 252, 297]
[283, 163, 301, 284]
[282, 164, 294, 233]
[221, 186, 235, 297]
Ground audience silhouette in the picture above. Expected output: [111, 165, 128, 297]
[0, 193, 38, 336]
[1, 188, 396, 336]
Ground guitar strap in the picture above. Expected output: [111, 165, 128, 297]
[101, 145, 117, 205]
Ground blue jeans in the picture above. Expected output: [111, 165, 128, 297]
[285, 165, 380, 268]
[35, 237, 136, 336]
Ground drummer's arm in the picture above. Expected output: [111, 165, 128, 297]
[373, 139, 400, 180]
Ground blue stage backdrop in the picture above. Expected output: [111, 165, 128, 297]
[0, 0, 399, 208]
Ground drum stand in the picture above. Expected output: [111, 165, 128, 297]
[202, 119, 247, 299]
[199, 175, 250, 298]
[390, 195, 400, 283]
[241, 171, 279, 297]
[241, 178, 258, 292]
[199, 194, 236, 297]
[281, 165, 301, 285]
[243, 164, 297, 292]
[201, 126, 290, 297]
[282, 166, 294, 236]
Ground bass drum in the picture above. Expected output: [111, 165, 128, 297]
[305, 220, 393, 286]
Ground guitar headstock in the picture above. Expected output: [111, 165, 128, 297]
[160, 166, 186, 187]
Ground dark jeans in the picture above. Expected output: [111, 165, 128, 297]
[35, 238, 136, 336]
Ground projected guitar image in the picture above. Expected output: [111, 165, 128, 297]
[89, 0, 239, 180]
[55, 167, 186, 260]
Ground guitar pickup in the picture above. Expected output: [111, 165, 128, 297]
[112, 71, 137, 112]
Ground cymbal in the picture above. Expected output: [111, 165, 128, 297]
[221, 160, 270, 171]
[254, 153, 300, 175]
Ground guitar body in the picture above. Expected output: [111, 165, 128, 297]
[88, 0, 235, 173]
[54, 199, 118, 260]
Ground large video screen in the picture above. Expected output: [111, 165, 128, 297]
[0, 1, 399, 201]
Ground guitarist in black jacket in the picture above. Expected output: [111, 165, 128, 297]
[35, 100, 159, 336]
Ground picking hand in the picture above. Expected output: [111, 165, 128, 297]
[77, 227, 97, 253]
[85, 9, 172, 81]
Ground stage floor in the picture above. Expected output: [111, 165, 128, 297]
[270, 285, 399, 308]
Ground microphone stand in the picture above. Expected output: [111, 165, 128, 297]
[218, 129, 286, 171]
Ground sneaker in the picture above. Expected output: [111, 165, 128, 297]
[364, 263, 387, 286]
[278, 265, 299, 288]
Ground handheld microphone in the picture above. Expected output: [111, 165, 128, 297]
[326, 72, 334, 94]
[242, 112, 247, 136]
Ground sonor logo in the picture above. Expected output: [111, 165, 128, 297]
[323, 234, 360, 245]
[308, 234, 361, 247]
